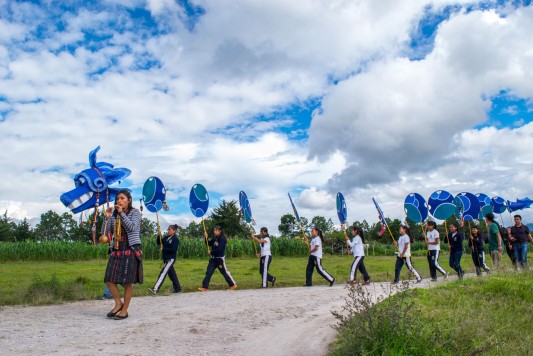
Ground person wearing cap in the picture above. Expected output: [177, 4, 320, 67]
[149, 224, 181, 294]
[252, 227, 276, 288]
[485, 213, 503, 269]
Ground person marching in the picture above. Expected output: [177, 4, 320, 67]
[485, 213, 503, 269]
[305, 227, 335, 287]
[393, 225, 422, 284]
[149, 224, 181, 294]
[444, 222, 464, 278]
[509, 214, 533, 270]
[251, 227, 276, 288]
[344, 225, 371, 286]
[103, 189, 143, 320]
[426, 221, 448, 281]
[199, 225, 237, 291]
[470, 225, 490, 276]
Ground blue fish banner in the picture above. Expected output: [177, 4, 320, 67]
[189, 183, 209, 218]
[142, 176, 166, 213]
[336, 192, 348, 225]
[404, 193, 428, 223]
[507, 200, 529, 212]
[454, 192, 480, 221]
[476, 193, 493, 220]
[239, 191, 253, 224]
[428, 190, 457, 220]
[491, 196, 507, 214]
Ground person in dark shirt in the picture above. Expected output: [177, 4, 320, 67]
[149, 224, 181, 294]
[444, 222, 464, 278]
[509, 215, 533, 269]
[470, 226, 490, 276]
[199, 225, 237, 291]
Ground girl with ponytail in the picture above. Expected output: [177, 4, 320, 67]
[305, 227, 336, 287]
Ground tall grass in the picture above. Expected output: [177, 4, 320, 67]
[0, 237, 310, 261]
[331, 271, 533, 355]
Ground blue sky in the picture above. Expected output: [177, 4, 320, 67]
[1, 0, 533, 232]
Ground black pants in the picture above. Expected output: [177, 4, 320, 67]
[504, 243, 516, 267]
[394, 256, 421, 282]
[259, 255, 275, 287]
[449, 250, 464, 276]
[306, 255, 334, 286]
[471, 250, 490, 275]
[153, 258, 181, 292]
[427, 250, 447, 279]
[349, 256, 370, 282]
[202, 257, 236, 288]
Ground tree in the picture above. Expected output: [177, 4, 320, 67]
[311, 216, 334, 234]
[141, 218, 157, 239]
[34, 210, 68, 241]
[209, 200, 246, 237]
[0, 211, 16, 242]
[278, 213, 296, 237]
[15, 218, 33, 241]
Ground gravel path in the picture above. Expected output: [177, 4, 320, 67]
[0, 279, 441, 356]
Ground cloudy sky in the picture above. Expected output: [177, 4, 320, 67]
[1, 0, 533, 233]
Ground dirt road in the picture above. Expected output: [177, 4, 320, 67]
[0, 280, 434, 355]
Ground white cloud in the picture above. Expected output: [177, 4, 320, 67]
[309, 6, 533, 192]
[1, 1, 533, 234]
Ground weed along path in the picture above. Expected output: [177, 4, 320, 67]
[0, 280, 441, 355]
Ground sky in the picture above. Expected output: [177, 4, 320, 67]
[1, 0, 533, 233]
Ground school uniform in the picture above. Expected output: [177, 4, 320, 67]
[201, 235, 236, 289]
[471, 234, 490, 275]
[446, 232, 464, 277]
[426, 229, 447, 280]
[346, 235, 370, 283]
[305, 237, 335, 286]
[259, 236, 276, 288]
[151, 233, 181, 293]
[394, 234, 422, 283]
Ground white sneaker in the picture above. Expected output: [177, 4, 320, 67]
[149, 288, 157, 294]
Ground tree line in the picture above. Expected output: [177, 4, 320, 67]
[0, 199, 489, 249]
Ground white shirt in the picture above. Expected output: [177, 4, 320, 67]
[347, 235, 364, 256]
[398, 234, 411, 257]
[260, 236, 271, 256]
[310, 236, 323, 258]
[427, 229, 440, 251]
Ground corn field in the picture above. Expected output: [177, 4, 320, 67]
[0, 237, 310, 261]
[0, 238, 460, 262]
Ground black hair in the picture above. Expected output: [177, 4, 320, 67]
[485, 212, 495, 222]
[312, 227, 324, 243]
[169, 224, 179, 231]
[471, 225, 479, 237]
[214, 225, 226, 241]
[449, 222, 459, 230]
[400, 225, 413, 243]
[351, 226, 365, 243]
[113, 189, 133, 216]
[514, 214, 522, 220]
[427, 221, 437, 228]
[260, 227, 269, 236]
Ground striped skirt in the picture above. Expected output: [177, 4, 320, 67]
[104, 241, 143, 284]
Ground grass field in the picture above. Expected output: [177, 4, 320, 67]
[0, 252, 524, 306]
[331, 270, 533, 355]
